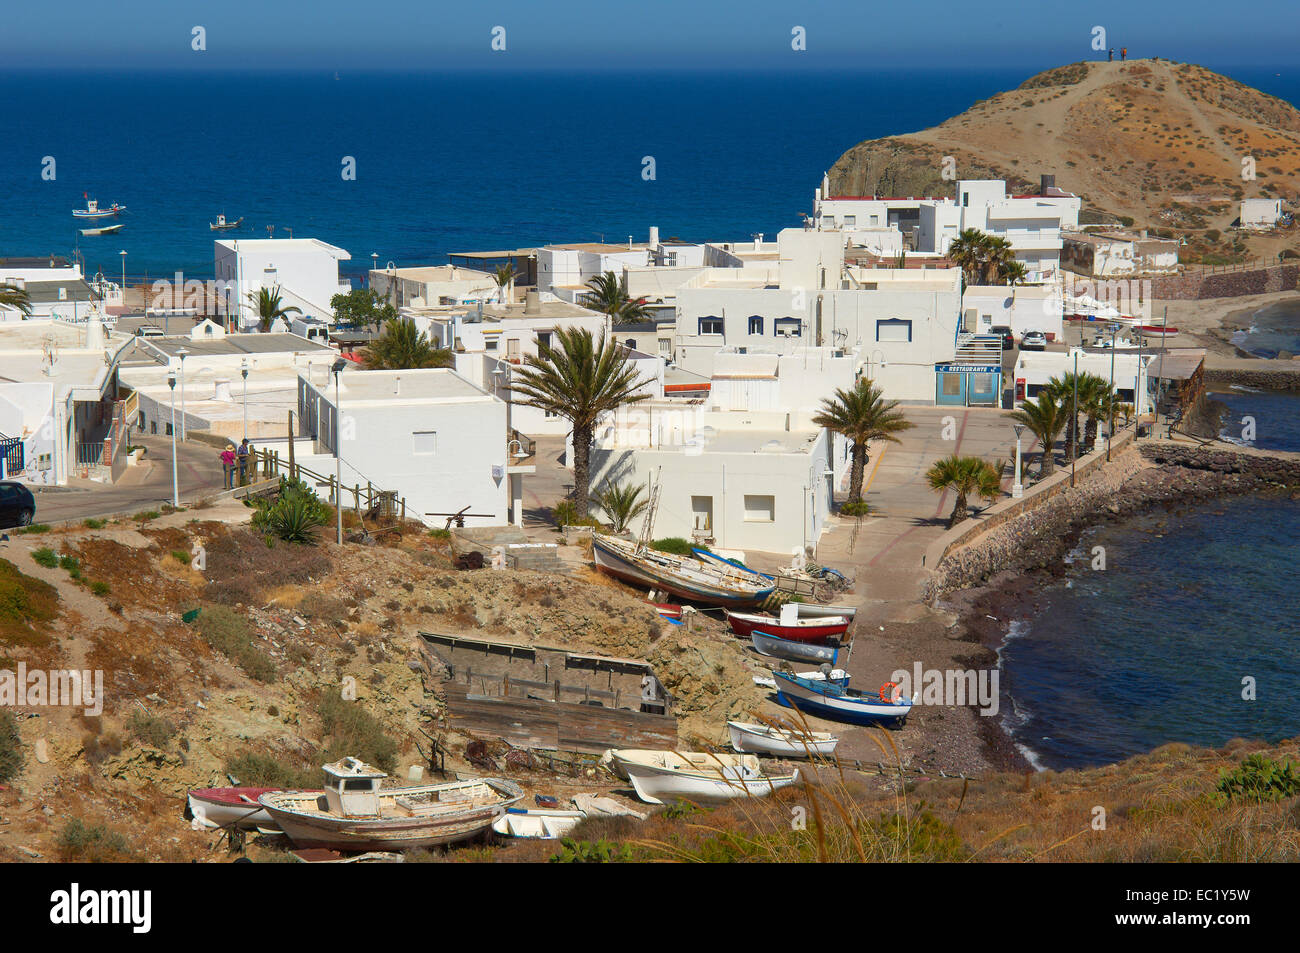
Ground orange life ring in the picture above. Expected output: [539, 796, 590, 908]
[879, 681, 902, 704]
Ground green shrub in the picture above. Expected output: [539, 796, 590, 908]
[1216, 754, 1300, 803]
[126, 709, 176, 749]
[252, 477, 329, 544]
[316, 692, 398, 774]
[193, 604, 277, 681]
[57, 818, 133, 862]
[30, 548, 59, 569]
[550, 838, 633, 863]
[0, 711, 23, 783]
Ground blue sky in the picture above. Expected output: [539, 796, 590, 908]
[2, 0, 1298, 70]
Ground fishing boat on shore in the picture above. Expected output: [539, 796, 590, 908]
[187, 786, 298, 830]
[491, 808, 587, 840]
[774, 671, 915, 727]
[727, 721, 839, 759]
[79, 222, 124, 236]
[620, 751, 800, 804]
[72, 196, 125, 219]
[258, 757, 523, 851]
[593, 534, 774, 608]
[600, 748, 755, 781]
[751, 630, 839, 664]
[727, 608, 850, 643]
[210, 213, 244, 231]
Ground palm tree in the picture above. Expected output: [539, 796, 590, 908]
[581, 271, 652, 325]
[1007, 392, 1067, 478]
[492, 264, 518, 304]
[593, 481, 649, 534]
[247, 285, 301, 332]
[812, 378, 914, 505]
[926, 455, 1003, 528]
[511, 327, 650, 517]
[362, 317, 453, 370]
[0, 283, 32, 316]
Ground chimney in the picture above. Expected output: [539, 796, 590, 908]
[1040, 173, 1056, 195]
[524, 290, 541, 315]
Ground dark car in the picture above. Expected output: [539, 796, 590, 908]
[0, 482, 35, 529]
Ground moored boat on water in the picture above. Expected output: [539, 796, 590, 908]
[774, 671, 915, 727]
[727, 721, 839, 759]
[727, 609, 850, 643]
[751, 630, 839, 665]
[258, 757, 523, 851]
[592, 533, 774, 608]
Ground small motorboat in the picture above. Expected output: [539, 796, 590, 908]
[210, 213, 244, 231]
[491, 808, 587, 840]
[600, 748, 755, 782]
[72, 196, 125, 219]
[187, 786, 301, 830]
[727, 608, 850, 644]
[751, 630, 839, 665]
[258, 757, 523, 851]
[80, 222, 124, 236]
[774, 671, 915, 727]
[727, 721, 839, 759]
[618, 751, 800, 804]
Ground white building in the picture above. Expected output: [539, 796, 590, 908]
[295, 366, 524, 527]
[589, 408, 834, 555]
[1240, 198, 1283, 230]
[214, 238, 352, 330]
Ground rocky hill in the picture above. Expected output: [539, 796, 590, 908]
[828, 59, 1300, 237]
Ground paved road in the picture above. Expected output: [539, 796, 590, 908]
[27, 434, 226, 525]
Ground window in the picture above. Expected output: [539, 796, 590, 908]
[413, 431, 438, 454]
[876, 318, 912, 343]
[743, 495, 775, 522]
[747, 315, 763, 335]
[698, 316, 723, 336]
[773, 317, 801, 337]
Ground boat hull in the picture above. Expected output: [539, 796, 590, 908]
[624, 761, 799, 804]
[727, 611, 849, 643]
[259, 778, 523, 851]
[751, 631, 839, 665]
[727, 721, 838, 759]
[592, 536, 773, 608]
[774, 673, 912, 727]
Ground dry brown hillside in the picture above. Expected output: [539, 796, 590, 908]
[828, 59, 1300, 238]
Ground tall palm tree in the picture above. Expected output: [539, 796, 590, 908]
[926, 455, 1003, 528]
[0, 283, 32, 316]
[812, 378, 915, 505]
[492, 264, 518, 304]
[511, 327, 650, 517]
[247, 285, 301, 332]
[362, 317, 453, 370]
[1007, 392, 1067, 478]
[593, 481, 649, 534]
[581, 271, 652, 325]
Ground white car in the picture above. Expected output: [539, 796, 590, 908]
[1021, 330, 1047, 351]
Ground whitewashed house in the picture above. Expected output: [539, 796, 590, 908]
[215, 238, 352, 330]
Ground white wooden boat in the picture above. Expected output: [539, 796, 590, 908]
[491, 808, 586, 839]
[258, 757, 523, 851]
[600, 748, 755, 781]
[727, 721, 839, 759]
[621, 754, 800, 804]
[592, 534, 774, 607]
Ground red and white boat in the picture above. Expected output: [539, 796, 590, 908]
[726, 609, 850, 644]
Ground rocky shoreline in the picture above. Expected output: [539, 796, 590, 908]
[926, 442, 1300, 773]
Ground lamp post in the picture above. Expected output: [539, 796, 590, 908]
[332, 358, 348, 545]
[118, 250, 127, 308]
[167, 371, 179, 507]
[1011, 423, 1025, 498]
[240, 358, 249, 444]
[176, 347, 189, 441]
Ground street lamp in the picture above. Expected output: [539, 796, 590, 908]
[176, 347, 189, 441]
[1011, 423, 1025, 498]
[332, 357, 348, 545]
[167, 371, 179, 507]
[240, 358, 249, 444]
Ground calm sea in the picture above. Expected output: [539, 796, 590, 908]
[1, 65, 1297, 281]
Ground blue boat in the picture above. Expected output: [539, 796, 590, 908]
[773, 671, 914, 727]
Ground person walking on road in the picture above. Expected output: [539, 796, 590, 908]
[220, 444, 237, 489]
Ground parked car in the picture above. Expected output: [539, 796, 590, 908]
[1021, 330, 1047, 351]
[0, 482, 35, 529]
[991, 326, 1015, 349]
